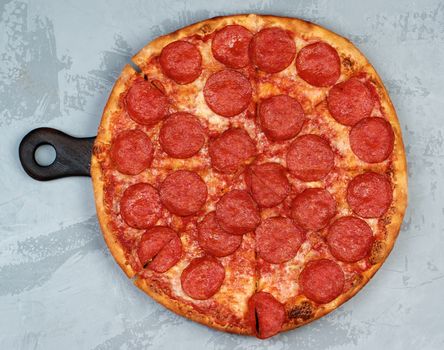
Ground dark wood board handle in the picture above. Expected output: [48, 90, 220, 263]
[19, 128, 96, 181]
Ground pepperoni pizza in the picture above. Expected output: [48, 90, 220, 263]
[91, 14, 407, 339]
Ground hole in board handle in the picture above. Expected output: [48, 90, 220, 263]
[34, 144, 56, 166]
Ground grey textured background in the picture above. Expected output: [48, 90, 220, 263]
[1, 0, 443, 349]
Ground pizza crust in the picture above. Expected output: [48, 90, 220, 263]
[134, 278, 250, 334]
[91, 64, 139, 278]
[132, 15, 369, 72]
[92, 14, 408, 336]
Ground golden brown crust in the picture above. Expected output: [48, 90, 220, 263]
[91, 64, 139, 278]
[135, 278, 250, 335]
[132, 14, 370, 73]
[91, 157, 135, 278]
[95, 64, 137, 146]
[92, 14, 408, 337]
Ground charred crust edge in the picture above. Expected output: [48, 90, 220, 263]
[288, 301, 313, 321]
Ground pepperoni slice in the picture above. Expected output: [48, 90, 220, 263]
[159, 170, 208, 216]
[299, 259, 345, 304]
[245, 163, 290, 207]
[259, 95, 305, 141]
[350, 117, 395, 163]
[327, 216, 374, 263]
[137, 226, 182, 272]
[181, 256, 225, 300]
[291, 188, 337, 231]
[197, 212, 243, 257]
[327, 78, 374, 126]
[203, 69, 252, 117]
[159, 112, 205, 158]
[286, 134, 335, 181]
[248, 292, 285, 339]
[120, 183, 161, 229]
[159, 40, 202, 84]
[347, 172, 392, 218]
[209, 128, 256, 174]
[212, 25, 253, 68]
[215, 190, 261, 235]
[296, 42, 341, 87]
[110, 130, 153, 175]
[255, 217, 304, 264]
[249, 27, 296, 73]
[125, 77, 169, 126]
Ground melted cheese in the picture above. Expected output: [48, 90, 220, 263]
[99, 19, 396, 325]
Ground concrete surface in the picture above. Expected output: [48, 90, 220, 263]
[1, 0, 443, 349]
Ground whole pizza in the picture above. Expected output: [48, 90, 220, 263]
[91, 14, 408, 339]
